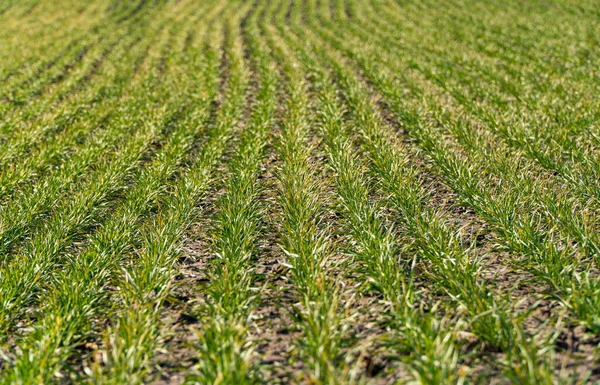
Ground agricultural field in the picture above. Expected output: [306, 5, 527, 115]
[0, 0, 599, 383]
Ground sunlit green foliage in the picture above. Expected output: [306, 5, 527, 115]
[0, 0, 598, 383]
